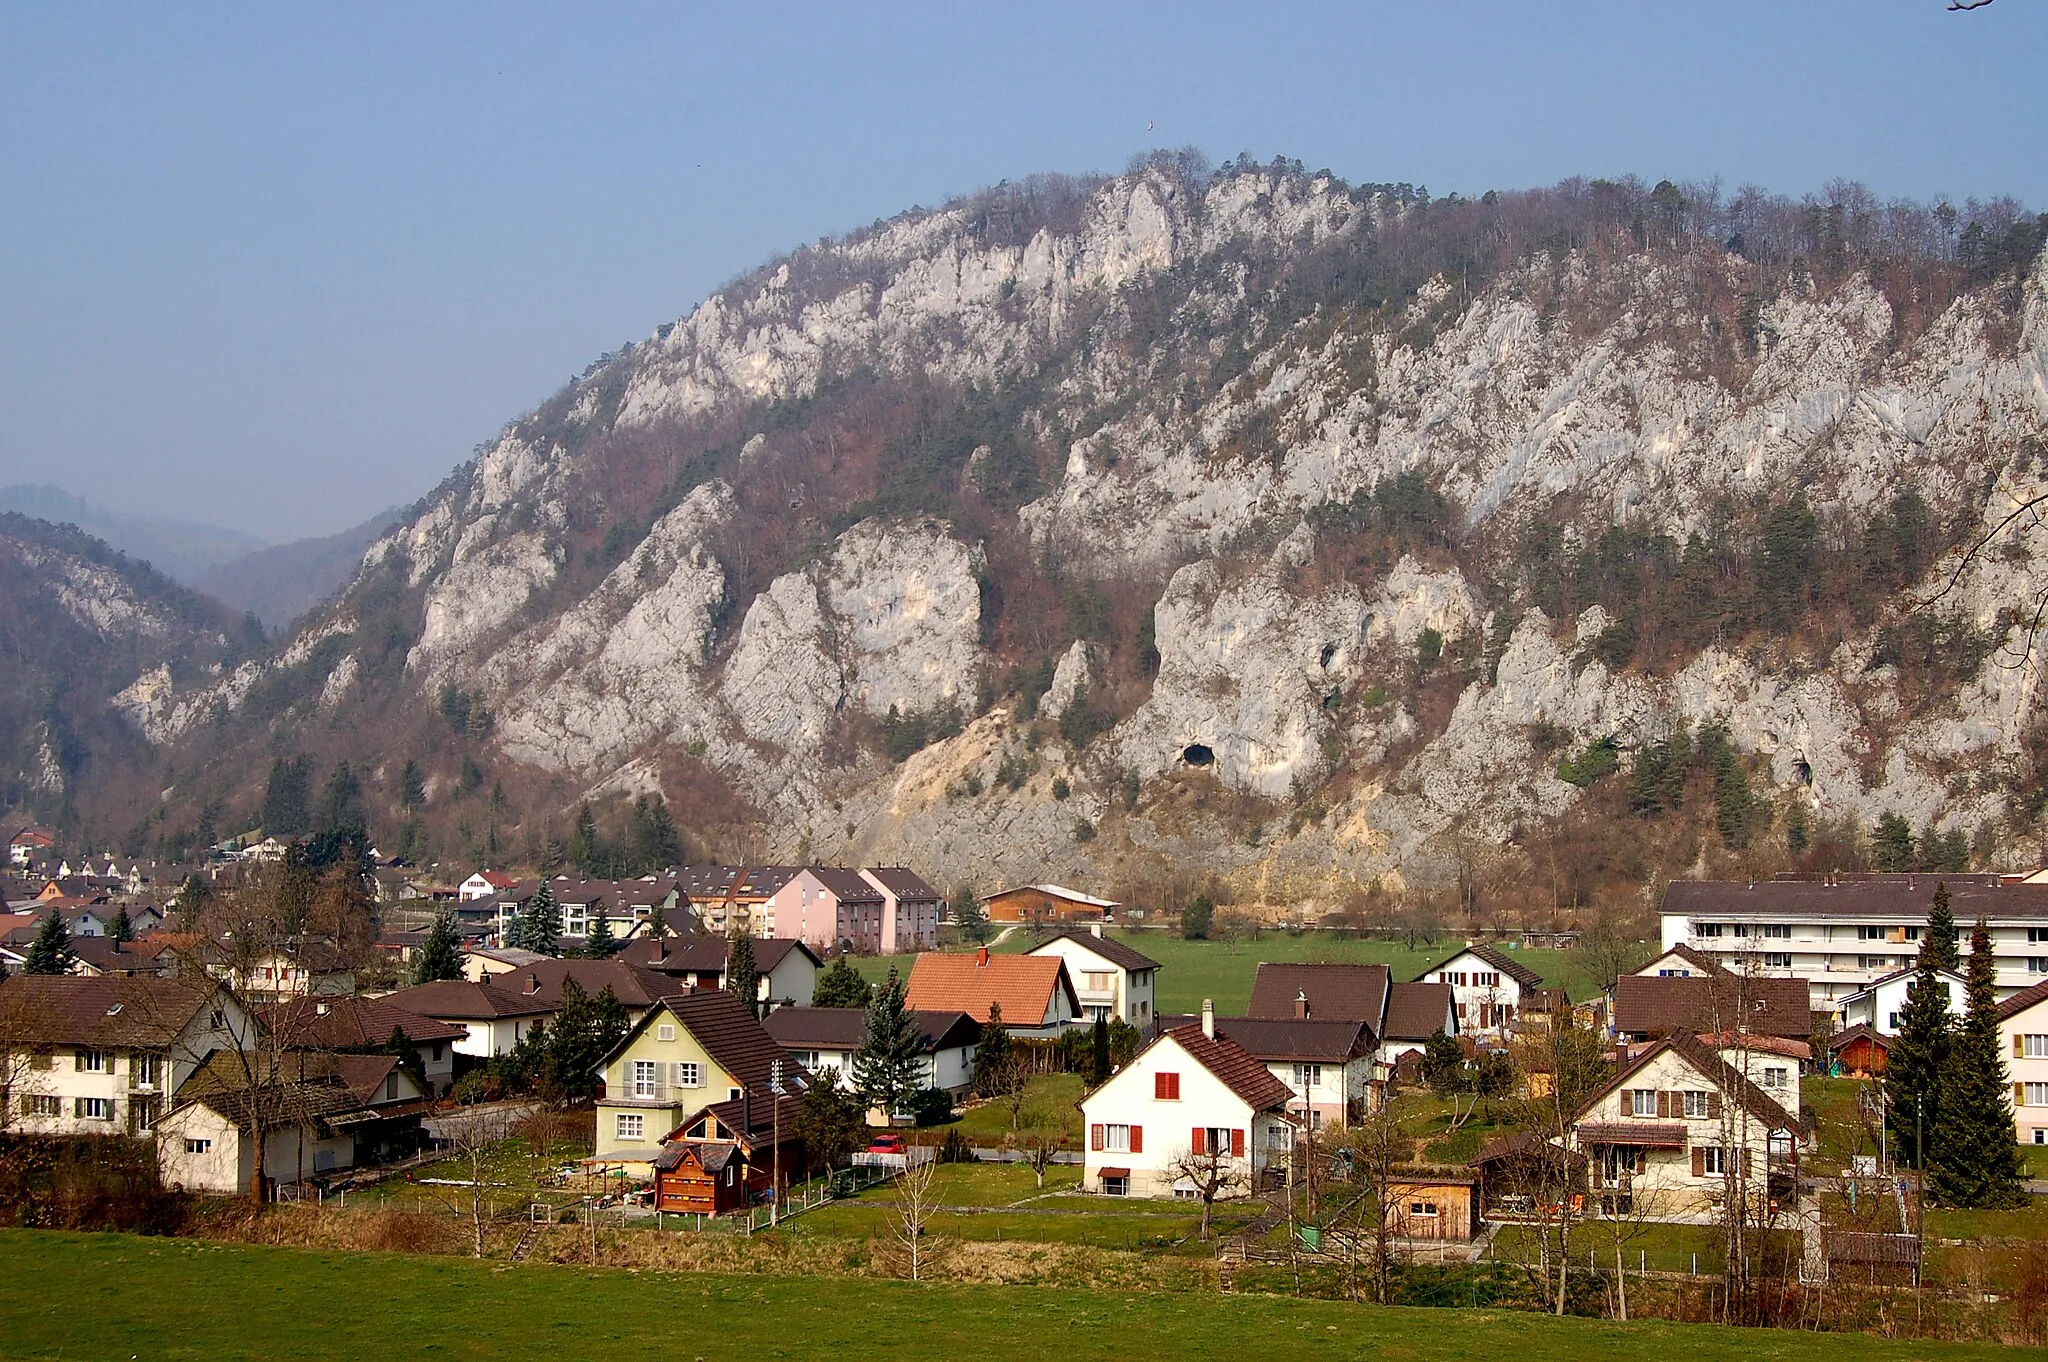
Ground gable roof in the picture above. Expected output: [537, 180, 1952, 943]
[1213, 1016, 1374, 1062]
[380, 979, 555, 1020]
[1422, 943, 1541, 989]
[1028, 929, 1160, 973]
[1639, 944, 1731, 976]
[1828, 1022, 1892, 1054]
[802, 867, 883, 904]
[664, 1089, 806, 1146]
[262, 995, 466, 1049]
[1662, 873, 2048, 921]
[763, 1006, 980, 1053]
[1577, 1033, 1806, 1133]
[1611, 973, 1812, 1040]
[0, 974, 220, 1048]
[604, 988, 790, 1091]
[1998, 978, 2048, 1024]
[1155, 1024, 1295, 1111]
[861, 866, 942, 901]
[985, 883, 1118, 910]
[476, 957, 683, 1010]
[904, 952, 1078, 1024]
[1246, 963, 1391, 1024]
[1382, 981, 1454, 1040]
[1837, 965, 1966, 1003]
[613, 936, 820, 977]
[68, 936, 176, 975]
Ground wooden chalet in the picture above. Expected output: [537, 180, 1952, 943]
[650, 1091, 807, 1217]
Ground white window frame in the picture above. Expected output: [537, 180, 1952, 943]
[1760, 924, 1791, 939]
[1763, 952, 1792, 969]
[2025, 1083, 2048, 1107]
[1292, 1062, 1323, 1091]
[632, 1061, 660, 1099]
[615, 1113, 645, 1141]
[2024, 1035, 2048, 1059]
[1700, 1145, 1729, 1176]
[1103, 1123, 1131, 1153]
[1759, 1066, 1790, 1091]
[185, 1138, 212, 1154]
[1629, 1090, 1657, 1117]
[656, 1024, 676, 1042]
[1682, 1090, 1712, 1119]
[79, 1050, 109, 1073]
[76, 1097, 113, 1121]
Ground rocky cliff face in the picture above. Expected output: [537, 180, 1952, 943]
[105, 162, 2048, 911]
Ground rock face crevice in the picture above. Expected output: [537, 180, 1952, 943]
[95, 164, 2048, 903]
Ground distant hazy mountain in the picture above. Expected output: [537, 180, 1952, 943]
[196, 508, 404, 631]
[0, 484, 267, 585]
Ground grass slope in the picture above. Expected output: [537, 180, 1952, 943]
[0, 1231, 2017, 1362]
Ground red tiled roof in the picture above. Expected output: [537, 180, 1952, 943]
[263, 995, 466, 1048]
[380, 979, 555, 1020]
[0, 974, 217, 1048]
[1158, 1025, 1295, 1111]
[904, 953, 1077, 1025]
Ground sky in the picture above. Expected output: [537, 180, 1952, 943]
[3, 2, 2043, 543]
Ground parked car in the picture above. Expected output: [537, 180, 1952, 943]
[866, 1132, 906, 1155]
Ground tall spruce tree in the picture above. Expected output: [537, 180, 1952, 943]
[570, 804, 601, 874]
[853, 967, 923, 1119]
[725, 931, 760, 1018]
[973, 1001, 1016, 1098]
[1929, 914, 2028, 1207]
[1927, 881, 1960, 973]
[1886, 902, 1952, 1168]
[1089, 1014, 1111, 1086]
[414, 912, 464, 983]
[23, 911, 76, 975]
[521, 882, 560, 956]
[110, 904, 133, 944]
[582, 911, 618, 958]
[812, 954, 874, 1009]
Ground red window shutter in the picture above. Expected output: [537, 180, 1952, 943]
[1231, 1128, 1246, 1158]
[1090, 1124, 1104, 1151]
[1192, 1127, 1206, 1155]
[1166, 1073, 1179, 1099]
[1130, 1125, 1143, 1153]
[1691, 1147, 1706, 1178]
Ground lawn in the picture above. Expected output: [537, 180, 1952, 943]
[0, 1230, 2019, 1362]
[953, 1073, 1085, 1143]
[854, 931, 1617, 1015]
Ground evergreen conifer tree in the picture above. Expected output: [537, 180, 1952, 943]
[725, 931, 760, 1017]
[1927, 881, 1960, 973]
[1089, 1014, 1110, 1086]
[521, 882, 560, 956]
[399, 759, 427, 813]
[570, 804, 601, 874]
[973, 1001, 1015, 1098]
[414, 912, 464, 983]
[110, 904, 133, 944]
[812, 954, 874, 1009]
[1886, 905, 1953, 1168]
[1929, 914, 2028, 1207]
[23, 911, 76, 975]
[853, 967, 923, 1119]
[582, 910, 617, 958]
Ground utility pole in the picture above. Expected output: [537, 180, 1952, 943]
[770, 1059, 784, 1228]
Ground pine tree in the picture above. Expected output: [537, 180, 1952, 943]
[582, 911, 617, 958]
[570, 804, 601, 874]
[632, 795, 683, 873]
[853, 967, 923, 1119]
[521, 882, 560, 957]
[1089, 1014, 1110, 1086]
[110, 904, 133, 944]
[1929, 914, 2028, 1207]
[23, 911, 76, 975]
[1927, 881, 1960, 973]
[793, 1076, 865, 1171]
[261, 754, 313, 835]
[399, 759, 427, 813]
[973, 1000, 1016, 1098]
[725, 931, 760, 1018]
[1872, 812, 1915, 872]
[318, 761, 365, 835]
[813, 955, 874, 1009]
[414, 913, 464, 983]
[1886, 910, 1952, 1168]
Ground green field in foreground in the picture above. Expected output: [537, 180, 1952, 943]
[0, 1231, 2018, 1362]
[856, 930, 1622, 1014]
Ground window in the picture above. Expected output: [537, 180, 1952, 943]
[1760, 1066, 1790, 1091]
[1103, 1175, 1128, 1197]
[2030, 959, 2048, 976]
[1761, 924, 1791, 939]
[656, 1025, 676, 1042]
[1859, 955, 1892, 971]
[1732, 924, 1749, 938]
[1292, 1063, 1323, 1090]
[1154, 1072, 1180, 1100]
[431, 1043, 445, 1062]
[1409, 1201, 1439, 1217]
[2029, 928, 2048, 944]
[2026, 1084, 2048, 1107]
[632, 1061, 660, 1098]
[727, 1087, 742, 1102]
[2036, 1129, 2047, 1145]
[1763, 953, 1792, 969]
[2024, 1036, 2048, 1059]
[130, 1096, 160, 1133]
[131, 1054, 161, 1087]
[615, 1113, 645, 1141]
[1696, 923, 1723, 938]
[1629, 1090, 1657, 1117]
[1888, 1012, 1901, 1030]
[1194, 1127, 1234, 1157]
[75, 1097, 112, 1121]
[1700, 1146, 1729, 1176]
[675, 1063, 702, 1089]
[1857, 925, 1885, 941]
[1683, 1090, 1713, 1119]
[1102, 1124, 1132, 1153]
[385, 1074, 400, 1101]
[184, 1138, 212, 1155]
[77, 1050, 108, 1073]
[22, 1095, 61, 1118]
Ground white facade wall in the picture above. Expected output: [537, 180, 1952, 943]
[2001, 1000, 2048, 1146]
[447, 1015, 540, 1059]
[1027, 935, 1154, 1024]
[1838, 971, 1968, 1035]
[1576, 1048, 1796, 1216]
[1423, 950, 1526, 1034]
[1079, 1034, 1284, 1199]
[1661, 910, 2048, 1006]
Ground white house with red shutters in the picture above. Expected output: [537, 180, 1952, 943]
[1078, 1000, 1295, 1199]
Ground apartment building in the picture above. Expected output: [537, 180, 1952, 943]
[1660, 874, 2048, 1007]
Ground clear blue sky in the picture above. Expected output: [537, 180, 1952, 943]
[3, 2, 2042, 541]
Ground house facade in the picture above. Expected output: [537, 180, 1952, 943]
[1078, 1005, 1295, 1198]
[377, 980, 552, 1058]
[592, 990, 789, 1169]
[1999, 980, 2048, 1145]
[763, 1006, 981, 1096]
[1836, 966, 1968, 1035]
[903, 949, 1080, 1037]
[982, 883, 1118, 926]
[1211, 1016, 1376, 1132]
[858, 867, 944, 954]
[1416, 944, 1540, 1035]
[1026, 927, 1158, 1025]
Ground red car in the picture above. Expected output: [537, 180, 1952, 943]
[865, 1132, 906, 1155]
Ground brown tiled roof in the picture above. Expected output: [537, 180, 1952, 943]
[478, 958, 684, 1010]
[1246, 963, 1390, 1024]
[1158, 1024, 1295, 1111]
[69, 936, 176, 974]
[614, 936, 819, 977]
[0, 975, 217, 1048]
[380, 979, 554, 1020]
[1423, 943, 1541, 989]
[1030, 929, 1159, 973]
[803, 868, 883, 904]
[904, 953, 1077, 1025]
[1643, 944, 1730, 976]
[739, 866, 807, 897]
[1828, 1022, 1891, 1054]
[763, 1006, 979, 1053]
[262, 995, 466, 1048]
[645, 989, 791, 1091]
[1213, 1016, 1374, 1062]
[862, 867, 942, 901]
[1469, 1132, 1584, 1170]
[1663, 874, 2048, 921]
[665, 1089, 806, 1145]
[1997, 978, 2048, 1023]
[1612, 973, 1812, 1041]
[1697, 1031, 1811, 1061]
[1382, 981, 1454, 1040]
[1575, 1121, 1689, 1147]
[171, 1051, 379, 1133]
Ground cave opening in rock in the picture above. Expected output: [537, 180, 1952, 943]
[1319, 643, 1337, 668]
[1182, 743, 1215, 767]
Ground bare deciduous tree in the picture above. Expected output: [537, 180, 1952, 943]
[1165, 1141, 1247, 1240]
[889, 1155, 943, 1281]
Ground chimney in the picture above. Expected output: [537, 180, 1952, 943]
[315, 1001, 330, 1016]
[526, 972, 540, 995]
[1295, 989, 1309, 1020]
[1201, 998, 1215, 1040]
[977, 946, 989, 967]
[1089, 922, 1103, 938]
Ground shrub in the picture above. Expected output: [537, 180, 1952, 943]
[909, 1087, 957, 1127]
